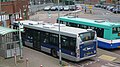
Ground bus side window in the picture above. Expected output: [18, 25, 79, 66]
[81, 25, 84, 28]
[69, 38, 76, 52]
[119, 27, 120, 31]
[78, 24, 82, 28]
[41, 32, 49, 44]
[25, 28, 33, 42]
[86, 26, 88, 29]
[96, 28, 104, 38]
[50, 33, 58, 46]
[69, 23, 72, 27]
[88, 26, 91, 29]
[63, 21, 66, 25]
[77, 24, 79, 28]
[80, 25, 88, 29]
[60, 20, 63, 24]
[66, 22, 70, 26]
[112, 27, 119, 33]
[61, 35, 69, 50]
[91, 26, 95, 29]
[57, 20, 63, 24]
[57, 19, 59, 23]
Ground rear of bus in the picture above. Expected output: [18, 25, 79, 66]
[76, 30, 97, 61]
[110, 26, 120, 48]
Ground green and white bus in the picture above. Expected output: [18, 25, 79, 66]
[57, 16, 120, 49]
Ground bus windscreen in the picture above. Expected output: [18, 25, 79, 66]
[79, 31, 95, 42]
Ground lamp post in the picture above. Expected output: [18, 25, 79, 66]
[118, 0, 120, 10]
[18, 22, 23, 59]
[58, 0, 62, 66]
[0, 2, 2, 23]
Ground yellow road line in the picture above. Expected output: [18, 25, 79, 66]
[98, 55, 116, 61]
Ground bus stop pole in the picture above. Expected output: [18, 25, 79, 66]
[58, 0, 62, 66]
[19, 22, 23, 59]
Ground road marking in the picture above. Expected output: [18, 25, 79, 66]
[64, 66, 75, 67]
[98, 55, 116, 61]
[101, 65, 109, 67]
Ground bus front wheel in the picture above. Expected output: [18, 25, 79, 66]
[51, 49, 57, 57]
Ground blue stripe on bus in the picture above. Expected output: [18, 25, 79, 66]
[41, 43, 76, 57]
[41, 43, 59, 50]
[98, 40, 120, 49]
[80, 42, 97, 58]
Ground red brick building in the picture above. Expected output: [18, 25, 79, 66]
[0, 0, 29, 27]
[106, 0, 112, 3]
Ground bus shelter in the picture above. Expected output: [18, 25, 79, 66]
[0, 26, 20, 58]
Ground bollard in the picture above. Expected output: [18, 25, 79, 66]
[14, 52, 17, 65]
[40, 65, 43, 67]
[90, 9, 92, 14]
[85, 9, 86, 13]
[26, 58, 29, 67]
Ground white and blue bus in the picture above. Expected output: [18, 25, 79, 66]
[13, 20, 97, 61]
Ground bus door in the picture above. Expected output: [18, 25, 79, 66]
[33, 30, 41, 51]
[96, 28, 104, 38]
[24, 28, 34, 48]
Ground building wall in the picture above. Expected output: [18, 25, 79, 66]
[0, 0, 29, 27]
[106, 0, 112, 3]
[1, 2, 15, 13]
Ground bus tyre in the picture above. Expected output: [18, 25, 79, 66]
[51, 49, 57, 57]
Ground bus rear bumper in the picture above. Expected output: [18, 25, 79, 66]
[78, 54, 96, 61]
[74, 54, 96, 62]
[98, 41, 120, 49]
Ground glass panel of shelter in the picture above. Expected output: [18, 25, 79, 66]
[6, 33, 15, 50]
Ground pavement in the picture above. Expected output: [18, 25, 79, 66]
[30, 8, 120, 23]
[0, 47, 65, 67]
[0, 47, 120, 67]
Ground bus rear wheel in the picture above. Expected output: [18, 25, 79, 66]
[51, 49, 57, 57]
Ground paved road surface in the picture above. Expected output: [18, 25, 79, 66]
[1, 47, 120, 67]
[0, 47, 67, 67]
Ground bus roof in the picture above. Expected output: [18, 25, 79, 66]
[14, 20, 91, 36]
[58, 16, 120, 28]
[0, 26, 18, 35]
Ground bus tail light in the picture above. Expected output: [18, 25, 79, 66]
[110, 40, 112, 44]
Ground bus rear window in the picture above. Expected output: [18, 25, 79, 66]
[79, 31, 95, 42]
[112, 27, 120, 33]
